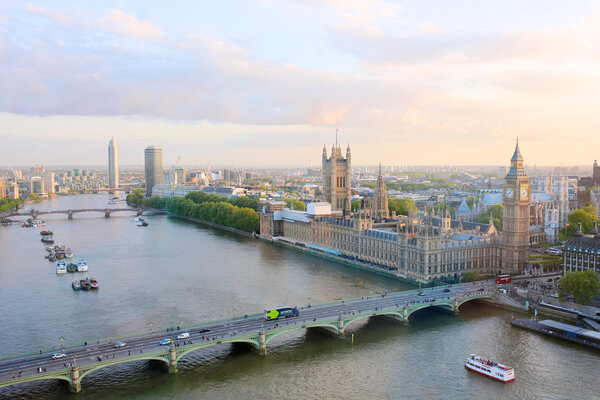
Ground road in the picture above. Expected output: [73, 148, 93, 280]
[0, 281, 495, 383]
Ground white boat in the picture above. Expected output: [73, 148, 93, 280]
[56, 261, 67, 274]
[65, 250, 74, 258]
[76, 260, 88, 272]
[465, 354, 515, 382]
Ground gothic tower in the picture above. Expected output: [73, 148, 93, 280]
[322, 143, 351, 215]
[502, 140, 530, 274]
[372, 163, 389, 222]
[593, 159, 600, 186]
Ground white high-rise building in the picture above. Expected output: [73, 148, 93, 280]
[108, 137, 119, 188]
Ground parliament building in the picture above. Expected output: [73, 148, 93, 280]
[259, 142, 530, 283]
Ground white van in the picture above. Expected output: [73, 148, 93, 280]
[176, 332, 190, 339]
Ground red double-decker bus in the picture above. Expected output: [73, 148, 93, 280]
[496, 274, 511, 284]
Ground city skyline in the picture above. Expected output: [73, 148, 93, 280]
[1, 1, 600, 166]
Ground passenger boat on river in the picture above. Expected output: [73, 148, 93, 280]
[465, 354, 515, 382]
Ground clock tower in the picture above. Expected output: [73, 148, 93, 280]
[502, 140, 530, 274]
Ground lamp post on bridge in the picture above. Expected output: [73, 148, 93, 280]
[59, 336, 65, 350]
[233, 308, 236, 319]
[307, 297, 311, 308]
[149, 321, 153, 333]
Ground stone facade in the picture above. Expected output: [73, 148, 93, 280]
[502, 140, 531, 274]
[371, 164, 389, 222]
[322, 144, 351, 215]
[259, 199, 501, 283]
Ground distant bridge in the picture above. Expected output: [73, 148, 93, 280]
[0, 283, 496, 393]
[4, 208, 160, 220]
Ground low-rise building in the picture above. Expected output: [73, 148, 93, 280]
[563, 223, 600, 273]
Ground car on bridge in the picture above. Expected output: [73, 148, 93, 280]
[176, 333, 190, 340]
[418, 291, 426, 296]
[159, 338, 173, 345]
[51, 353, 66, 360]
[443, 288, 451, 293]
[114, 342, 127, 348]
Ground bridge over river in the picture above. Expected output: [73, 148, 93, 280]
[3, 207, 159, 220]
[0, 282, 496, 393]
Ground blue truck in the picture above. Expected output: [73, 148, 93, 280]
[265, 307, 300, 321]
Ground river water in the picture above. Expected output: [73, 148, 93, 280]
[0, 194, 597, 399]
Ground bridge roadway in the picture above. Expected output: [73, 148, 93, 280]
[0, 281, 496, 393]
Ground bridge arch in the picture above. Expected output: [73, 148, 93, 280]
[405, 302, 456, 319]
[78, 355, 170, 382]
[344, 311, 404, 329]
[455, 295, 494, 309]
[264, 322, 339, 346]
[175, 338, 261, 362]
[0, 373, 73, 391]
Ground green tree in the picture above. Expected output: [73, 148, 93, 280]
[351, 200, 361, 212]
[28, 193, 40, 200]
[283, 198, 306, 211]
[462, 270, 480, 282]
[388, 198, 416, 216]
[478, 204, 503, 231]
[558, 270, 600, 304]
[560, 206, 598, 238]
[466, 196, 475, 209]
[126, 189, 145, 207]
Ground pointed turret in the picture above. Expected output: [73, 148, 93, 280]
[346, 144, 351, 160]
[322, 145, 327, 160]
[511, 138, 523, 162]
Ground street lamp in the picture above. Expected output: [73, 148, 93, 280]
[59, 336, 65, 350]
[72, 355, 77, 367]
[149, 321, 153, 333]
[307, 297, 311, 308]
[233, 308, 237, 319]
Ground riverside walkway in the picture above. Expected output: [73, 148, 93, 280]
[0, 282, 496, 393]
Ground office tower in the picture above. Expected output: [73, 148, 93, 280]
[144, 146, 163, 196]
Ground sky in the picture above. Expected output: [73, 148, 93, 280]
[1, 0, 600, 167]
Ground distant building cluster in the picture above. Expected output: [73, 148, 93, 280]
[55, 169, 104, 193]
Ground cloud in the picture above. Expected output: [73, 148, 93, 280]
[102, 9, 163, 42]
[26, 4, 79, 26]
[2, 2, 600, 166]
[418, 22, 446, 35]
[26, 4, 162, 42]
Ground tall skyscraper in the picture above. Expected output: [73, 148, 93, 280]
[502, 140, 531, 274]
[108, 137, 119, 188]
[322, 143, 351, 214]
[144, 145, 163, 196]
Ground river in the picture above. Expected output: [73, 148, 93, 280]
[0, 194, 597, 399]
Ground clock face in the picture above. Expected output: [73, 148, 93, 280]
[520, 186, 529, 200]
[505, 187, 514, 199]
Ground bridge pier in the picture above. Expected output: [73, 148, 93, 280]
[168, 347, 178, 373]
[68, 210, 73, 220]
[337, 314, 345, 338]
[259, 331, 267, 356]
[104, 209, 110, 218]
[70, 366, 81, 393]
[454, 298, 460, 314]
[403, 306, 409, 325]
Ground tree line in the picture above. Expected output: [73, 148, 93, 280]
[126, 189, 260, 233]
[0, 197, 24, 213]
